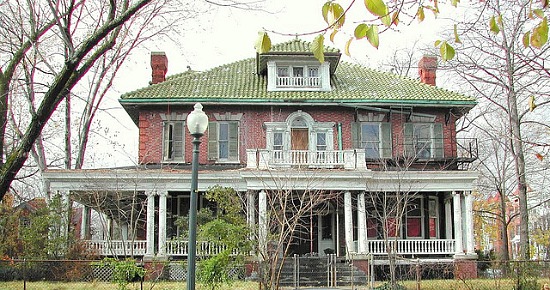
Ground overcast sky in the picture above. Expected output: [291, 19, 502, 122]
[90, 0, 456, 168]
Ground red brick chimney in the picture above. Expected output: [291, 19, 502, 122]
[151, 52, 168, 84]
[418, 55, 438, 86]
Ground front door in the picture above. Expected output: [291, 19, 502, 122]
[318, 212, 336, 256]
[291, 128, 309, 164]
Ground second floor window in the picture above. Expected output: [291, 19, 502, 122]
[163, 121, 185, 161]
[404, 123, 444, 159]
[208, 121, 239, 162]
[352, 122, 392, 159]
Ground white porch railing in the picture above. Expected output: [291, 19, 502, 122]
[83, 240, 239, 257]
[84, 240, 147, 256]
[365, 239, 456, 255]
[276, 76, 321, 87]
[166, 240, 240, 257]
[247, 149, 367, 170]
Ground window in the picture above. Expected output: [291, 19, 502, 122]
[163, 121, 185, 161]
[352, 122, 392, 158]
[208, 121, 239, 162]
[275, 65, 320, 88]
[406, 198, 422, 238]
[404, 123, 443, 159]
[316, 132, 327, 151]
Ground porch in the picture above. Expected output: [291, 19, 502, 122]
[82, 239, 456, 257]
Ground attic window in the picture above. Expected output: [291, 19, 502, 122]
[267, 61, 331, 92]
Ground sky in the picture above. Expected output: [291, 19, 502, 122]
[90, 0, 457, 168]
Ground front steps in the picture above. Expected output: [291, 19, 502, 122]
[277, 257, 368, 287]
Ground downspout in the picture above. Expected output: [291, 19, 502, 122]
[337, 123, 343, 150]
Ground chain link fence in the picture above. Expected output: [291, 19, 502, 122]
[1, 258, 550, 289]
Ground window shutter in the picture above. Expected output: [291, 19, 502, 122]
[174, 122, 184, 159]
[433, 123, 444, 158]
[380, 122, 392, 158]
[403, 123, 414, 157]
[163, 123, 170, 160]
[208, 122, 218, 160]
[351, 122, 361, 149]
[228, 122, 239, 159]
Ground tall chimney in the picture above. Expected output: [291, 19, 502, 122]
[418, 55, 438, 86]
[151, 52, 168, 84]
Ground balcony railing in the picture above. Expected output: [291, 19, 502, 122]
[276, 76, 321, 88]
[166, 240, 240, 257]
[247, 149, 367, 170]
[365, 239, 456, 255]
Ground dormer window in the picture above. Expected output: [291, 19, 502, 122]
[267, 61, 331, 92]
[276, 65, 320, 88]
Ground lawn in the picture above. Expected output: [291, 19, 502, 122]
[0, 278, 549, 289]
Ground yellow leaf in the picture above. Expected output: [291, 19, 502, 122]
[366, 25, 380, 49]
[523, 31, 531, 48]
[345, 37, 353, 57]
[392, 11, 399, 26]
[489, 16, 500, 34]
[254, 31, 271, 54]
[439, 41, 455, 61]
[451, 0, 460, 7]
[454, 24, 461, 43]
[531, 17, 549, 49]
[434, 40, 442, 47]
[529, 95, 537, 111]
[417, 6, 425, 22]
[381, 14, 392, 27]
[533, 9, 545, 19]
[311, 34, 325, 63]
[330, 29, 338, 43]
[364, 0, 388, 18]
[323, 2, 346, 29]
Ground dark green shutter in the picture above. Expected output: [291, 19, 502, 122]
[208, 122, 218, 160]
[380, 122, 392, 158]
[163, 122, 170, 160]
[403, 123, 414, 157]
[433, 123, 444, 158]
[228, 122, 239, 159]
[351, 122, 361, 149]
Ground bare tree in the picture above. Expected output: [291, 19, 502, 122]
[447, 0, 550, 259]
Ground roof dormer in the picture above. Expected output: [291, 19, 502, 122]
[256, 39, 341, 92]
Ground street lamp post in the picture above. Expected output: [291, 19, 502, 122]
[186, 103, 208, 290]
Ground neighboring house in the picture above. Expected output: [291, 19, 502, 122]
[43, 40, 479, 277]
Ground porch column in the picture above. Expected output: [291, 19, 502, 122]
[247, 191, 256, 237]
[80, 206, 91, 240]
[452, 191, 464, 255]
[258, 190, 267, 258]
[157, 191, 168, 257]
[145, 191, 156, 257]
[444, 196, 453, 240]
[357, 192, 367, 253]
[344, 191, 354, 255]
[464, 192, 475, 254]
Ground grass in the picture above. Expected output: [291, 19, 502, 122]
[1, 278, 549, 290]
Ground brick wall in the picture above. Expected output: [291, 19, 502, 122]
[137, 105, 457, 165]
[454, 259, 478, 279]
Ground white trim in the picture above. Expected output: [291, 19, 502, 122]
[267, 60, 331, 91]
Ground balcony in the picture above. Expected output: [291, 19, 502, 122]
[246, 149, 367, 170]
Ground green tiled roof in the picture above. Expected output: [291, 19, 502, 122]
[268, 39, 340, 53]
[120, 40, 475, 107]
